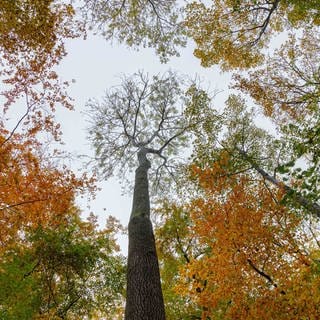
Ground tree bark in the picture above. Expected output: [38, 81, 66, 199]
[125, 149, 166, 320]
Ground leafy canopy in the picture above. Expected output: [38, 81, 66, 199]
[0, 131, 126, 319]
[0, 0, 80, 139]
[81, 0, 186, 62]
[184, 0, 320, 70]
[174, 168, 320, 319]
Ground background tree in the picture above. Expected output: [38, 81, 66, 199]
[80, 0, 186, 62]
[87, 70, 210, 319]
[154, 91, 320, 317]
[0, 213, 126, 320]
[153, 88, 319, 319]
[234, 29, 320, 211]
[184, 0, 320, 69]
[0, 131, 88, 248]
[183, 1, 319, 202]
[164, 166, 320, 319]
[155, 202, 205, 320]
[0, 131, 126, 319]
[0, 0, 81, 140]
[185, 87, 319, 215]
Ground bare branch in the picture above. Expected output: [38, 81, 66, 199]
[237, 147, 320, 218]
[0, 91, 34, 147]
[87, 71, 209, 192]
[247, 258, 285, 293]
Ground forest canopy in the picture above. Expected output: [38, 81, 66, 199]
[0, 0, 319, 319]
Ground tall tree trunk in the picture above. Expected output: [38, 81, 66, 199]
[125, 149, 166, 320]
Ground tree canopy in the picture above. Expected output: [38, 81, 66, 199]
[185, 0, 320, 69]
[0, 2, 127, 318]
[81, 0, 186, 62]
[152, 2, 320, 318]
[86, 71, 210, 192]
[1, 0, 319, 319]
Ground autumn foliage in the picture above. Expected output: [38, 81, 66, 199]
[156, 155, 320, 319]
[0, 2, 126, 318]
[0, 131, 92, 247]
[0, 0, 81, 140]
[1, 0, 319, 319]
[184, 0, 320, 70]
[0, 127, 127, 318]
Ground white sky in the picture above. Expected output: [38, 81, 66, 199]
[53, 34, 232, 253]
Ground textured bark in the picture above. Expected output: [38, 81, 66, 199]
[125, 149, 166, 320]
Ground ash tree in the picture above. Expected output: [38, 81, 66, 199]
[87, 71, 209, 320]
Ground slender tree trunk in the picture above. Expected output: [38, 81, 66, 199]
[125, 149, 166, 320]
